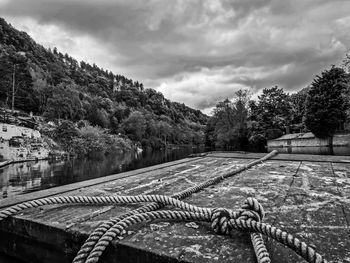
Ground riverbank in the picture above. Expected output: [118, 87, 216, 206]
[0, 151, 349, 262]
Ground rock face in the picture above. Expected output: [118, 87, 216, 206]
[0, 120, 52, 161]
[0, 123, 41, 140]
[0, 152, 349, 263]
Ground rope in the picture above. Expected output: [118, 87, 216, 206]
[0, 151, 290, 262]
[83, 197, 260, 263]
[74, 150, 278, 263]
[0, 195, 328, 263]
[0, 194, 211, 221]
[85, 202, 327, 263]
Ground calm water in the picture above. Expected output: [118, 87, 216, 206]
[0, 147, 205, 199]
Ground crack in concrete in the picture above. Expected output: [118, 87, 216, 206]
[271, 161, 303, 226]
[266, 161, 302, 253]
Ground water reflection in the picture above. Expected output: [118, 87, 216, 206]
[0, 147, 205, 199]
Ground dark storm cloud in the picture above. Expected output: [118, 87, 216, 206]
[0, 0, 349, 113]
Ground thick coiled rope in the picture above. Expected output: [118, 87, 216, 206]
[0, 195, 327, 263]
[74, 151, 278, 263]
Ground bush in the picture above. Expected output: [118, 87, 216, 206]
[53, 120, 134, 157]
[71, 123, 133, 157]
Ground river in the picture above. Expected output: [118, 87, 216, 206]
[0, 147, 206, 200]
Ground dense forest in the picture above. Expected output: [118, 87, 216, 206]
[206, 65, 350, 152]
[0, 18, 208, 155]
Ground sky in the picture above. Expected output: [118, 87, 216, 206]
[0, 0, 350, 114]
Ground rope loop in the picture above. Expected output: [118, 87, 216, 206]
[242, 197, 265, 220]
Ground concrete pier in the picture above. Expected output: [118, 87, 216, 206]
[0, 152, 349, 263]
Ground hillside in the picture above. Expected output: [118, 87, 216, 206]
[0, 17, 208, 152]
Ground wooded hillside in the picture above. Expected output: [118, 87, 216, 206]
[0, 17, 208, 150]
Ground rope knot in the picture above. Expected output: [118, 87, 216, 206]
[211, 208, 237, 235]
[211, 198, 264, 235]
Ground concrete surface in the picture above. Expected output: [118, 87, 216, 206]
[0, 152, 349, 263]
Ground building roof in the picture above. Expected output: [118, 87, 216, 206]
[271, 132, 315, 141]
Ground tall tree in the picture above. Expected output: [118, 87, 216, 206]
[0, 48, 33, 112]
[289, 87, 310, 132]
[250, 86, 291, 140]
[341, 54, 350, 128]
[304, 66, 347, 138]
[208, 90, 250, 150]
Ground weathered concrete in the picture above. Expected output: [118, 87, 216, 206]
[0, 152, 349, 263]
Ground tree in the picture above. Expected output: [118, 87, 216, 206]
[233, 89, 250, 149]
[53, 120, 79, 152]
[289, 87, 310, 132]
[88, 108, 110, 128]
[207, 90, 250, 150]
[344, 84, 350, 128]
[341, 54, 350, 128]
[0, 53, 13, 107]
[120, 111, 146, 141]
[157, 120, 172, 146]
[32, 77, 52, 113]
[0, 48, 34, 112]
[249, 86, 292, 140]
[205, 117, 216, 148]
[44, 84, 84, 121]
[304, 66, 347, 138]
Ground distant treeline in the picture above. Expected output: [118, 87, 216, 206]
[0, 17, 208, 152]
[206, 65, 350, 152]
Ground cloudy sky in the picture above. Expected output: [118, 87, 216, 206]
[1, 0, 350, 114]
